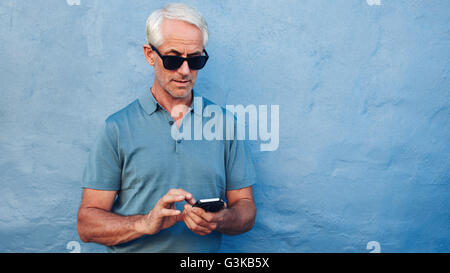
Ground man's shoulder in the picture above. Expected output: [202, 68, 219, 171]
[105, 98, 140, 126]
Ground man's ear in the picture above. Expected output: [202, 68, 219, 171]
[143, 44, 155, 66]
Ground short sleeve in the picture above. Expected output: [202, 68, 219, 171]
[82, 120, 122, 191]
[225, 137, 257, 191]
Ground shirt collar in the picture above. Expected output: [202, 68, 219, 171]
[138, 88, 204, 117]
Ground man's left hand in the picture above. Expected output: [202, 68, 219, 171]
[183, 202, 227, 236]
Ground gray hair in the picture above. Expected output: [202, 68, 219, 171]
[146, 3, 209, 48]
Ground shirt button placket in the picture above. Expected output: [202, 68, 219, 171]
[176, 137, 183, 153]
[169, 120, 183, 152]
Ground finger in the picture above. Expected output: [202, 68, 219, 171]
[184, 213, 211, 235]
[167, 188, 194, 202]
[183, 210, 193, 229]
[158, 194, 186, 208]
[185, 218, 211, 236]
[187, 208, 214, 229]
[183, 213, 194, 231]
[175, 212, 184, 222]
[168, 189, 197, 205]
[191, 207, 215, 223]
[160, 208, 181, 217]
[186, 195, 197, 205]
[184, 203, 192, 213]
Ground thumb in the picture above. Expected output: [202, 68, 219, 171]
[175, 213, 184, 223]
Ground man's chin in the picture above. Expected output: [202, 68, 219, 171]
[166, 86, 193, 99]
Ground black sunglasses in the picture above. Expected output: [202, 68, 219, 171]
[150, 44, 209, 70]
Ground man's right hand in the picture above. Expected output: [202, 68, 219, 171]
[135, 188, 196, 235]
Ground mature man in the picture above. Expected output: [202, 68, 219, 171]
[77, 3, 257, 252]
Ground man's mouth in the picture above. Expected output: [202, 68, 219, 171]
[173, 79, 190, 84]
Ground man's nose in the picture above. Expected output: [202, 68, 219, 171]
[177, 60, 190, 75]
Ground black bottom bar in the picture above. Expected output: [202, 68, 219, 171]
[0, 253, 447, 272]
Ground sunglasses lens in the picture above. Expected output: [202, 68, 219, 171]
[188, 56, 207, 70]
[163, 56, 183, 70]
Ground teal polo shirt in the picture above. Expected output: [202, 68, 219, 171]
[82, 89, 256, 253]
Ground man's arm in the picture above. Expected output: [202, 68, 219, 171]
[217, 186, 257, 235]
[183, 186, 256, 236]
[77, 188, 195, 246]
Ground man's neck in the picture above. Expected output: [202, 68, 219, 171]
[151, 84, 193, 122]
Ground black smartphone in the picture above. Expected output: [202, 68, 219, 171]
[193, 198, 225, 212]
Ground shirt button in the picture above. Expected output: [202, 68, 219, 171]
[169, 121, 174, 125]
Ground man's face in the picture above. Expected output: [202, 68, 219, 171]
[145, 19, 204, 99]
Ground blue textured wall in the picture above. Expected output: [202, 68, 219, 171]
[0, 0, 449, 253]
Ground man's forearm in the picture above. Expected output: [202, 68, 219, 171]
[77, 207, 145, 246]
[217, 199, 256, 235]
